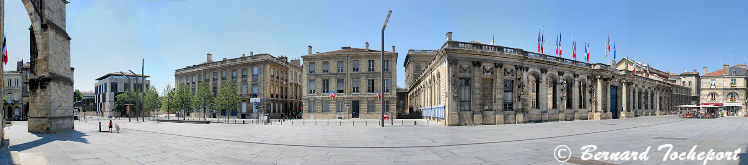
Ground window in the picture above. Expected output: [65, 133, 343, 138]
[241, 84, 247, 94]
[337, 79, 344, 93]
[337, 61, 344, 72]
[222, 71, 227, 80]
[213, 72, 218, 81]
[232, 70, 237, 79]
[252, 67, 259, 77]
[459, 78, 471, 111]
[368, 101, 375, 113]
[504, 80, 514, 111]
[384, 78, 391, 93]
[352, 79, 360, 93]
[205, 73, 210, 82]
[124, 83, 130, 91]
[352, 60, 359, 72]
[252, 84, 258, 96]
[368, 60, 375, 72]
[367, 78, 375, 93]
[565, 80, 573, 109]
[308, 80, 316, 94]
[383, 101, 390, 113]
[710, 79, 716, 88]
[110, 82, 118, 92]
[104, 84, 107, 93]
[731, 79, 737, 87]
[308, 63, 315, 74]
[383, 60, 389, 72]
[322, 61, 329, 73]
[322, 101, 329, 112]
[322, 79, 330, 93]
[242, 68, 247, 78]
[728, 92, 738, 102]
[337, 101, 344, 112]
[308, 101, 315, 113]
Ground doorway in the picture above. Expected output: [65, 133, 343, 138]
[351, 101, 360, 118]
[610, 86, 619, 119]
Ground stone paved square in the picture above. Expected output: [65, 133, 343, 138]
[2, 116, 746, 164]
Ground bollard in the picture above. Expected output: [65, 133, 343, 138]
[99, 122, 102, 132]
[339, 120, 341, 126]
[353, 121, 355, 126]
[243, 120, 245, 124]
[414, 120, 417, 125]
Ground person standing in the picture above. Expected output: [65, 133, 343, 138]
[108, 119, 113, 133]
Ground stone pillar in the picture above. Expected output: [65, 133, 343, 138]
[24, 0, 74, 133]
[620, 81, 628, 118]
[593, 77, 603, 120]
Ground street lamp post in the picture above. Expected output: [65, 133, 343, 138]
[381, 10, 391, 127]
[128, 69, 142, 122]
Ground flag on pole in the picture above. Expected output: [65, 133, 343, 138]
[572, 36, 576, 60]
[376, 91, 381, 99]
[491, 34, 494, 45]
[646, 63, 650, 78]
[329, 91, 335, 99]
[2, 36, 7, 65]
[555, 33, 559, 55]
[613, 42, 616, 60]
[541, 26, 545, 54]
[560, 33, 563, 55]
[604, 40, 608, 59]
[632, 60, 637, 74]
[584, 40, 590, 62]
[537, 27, 541, 52]
[607, 35, 611, 52]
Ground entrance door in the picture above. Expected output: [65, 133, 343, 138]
[610, 86, 619, 119]
[351, 101, 360, 118]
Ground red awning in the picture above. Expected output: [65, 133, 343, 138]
[701, 103, 723, 106]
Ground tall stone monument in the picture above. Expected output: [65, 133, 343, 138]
[23, 0, 74, 133]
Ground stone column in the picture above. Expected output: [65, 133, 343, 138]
[594, 77, 603, 120]
[24, 0, 74, 133]
[620, 81, 628, 118]
[571, 76, 579, 120]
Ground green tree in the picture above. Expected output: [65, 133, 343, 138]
[174, 83, 193, 120]
[144, 85, 161, 117]
[160, 85, 176, 119]
[192, 82, 213, 120]
[74, 89, 83, 102]
[115, 93, 130, 115]
[214, 77, 239, 122]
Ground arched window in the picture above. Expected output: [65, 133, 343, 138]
[564, 78, 573, 109]
[529, 74, 540, 109]
[547, 76, 558, 109]
[708, 92, 718, 101]
[728, 92, 738, 102]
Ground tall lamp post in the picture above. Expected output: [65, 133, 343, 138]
[129, 69, 143, 122]
[381, 10, 392, 127]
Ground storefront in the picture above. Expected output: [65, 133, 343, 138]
[723, 103, 742, 116]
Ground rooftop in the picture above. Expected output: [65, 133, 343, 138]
[96, 72, 150, 80]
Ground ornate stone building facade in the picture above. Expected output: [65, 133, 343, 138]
[408, 32, 689, 126]
[404, 49, 436, 88]
[175, 53, 302, 119]
[302, 44, 398, 119]
[700, 64, 747, 116]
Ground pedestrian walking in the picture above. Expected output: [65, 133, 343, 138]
[108, 119, 113, 133]
[115, 123, 120, 133]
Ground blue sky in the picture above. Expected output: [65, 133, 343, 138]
[4, 0, 747, 92]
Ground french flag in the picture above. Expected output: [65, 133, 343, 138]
[2, 36, 7, 65]
[329, 91, 335, 99]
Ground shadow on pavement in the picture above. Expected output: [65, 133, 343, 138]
[739, 144, 748, 165]
[10, 130, 89, 152]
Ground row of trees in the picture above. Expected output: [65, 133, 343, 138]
[161, 77, 240, 121]
[114, 85, 161, 119]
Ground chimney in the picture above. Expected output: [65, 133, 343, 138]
[723, 64, 730, 75]
[703, 67, 708, 76]
[392, 46, 396, 52]
[308, 46, 312, 55]
[206, 53, 212, 63]
[365, 42, 370, 50]
[446, 32, 453, 41]
[250, 51, 254, 56]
